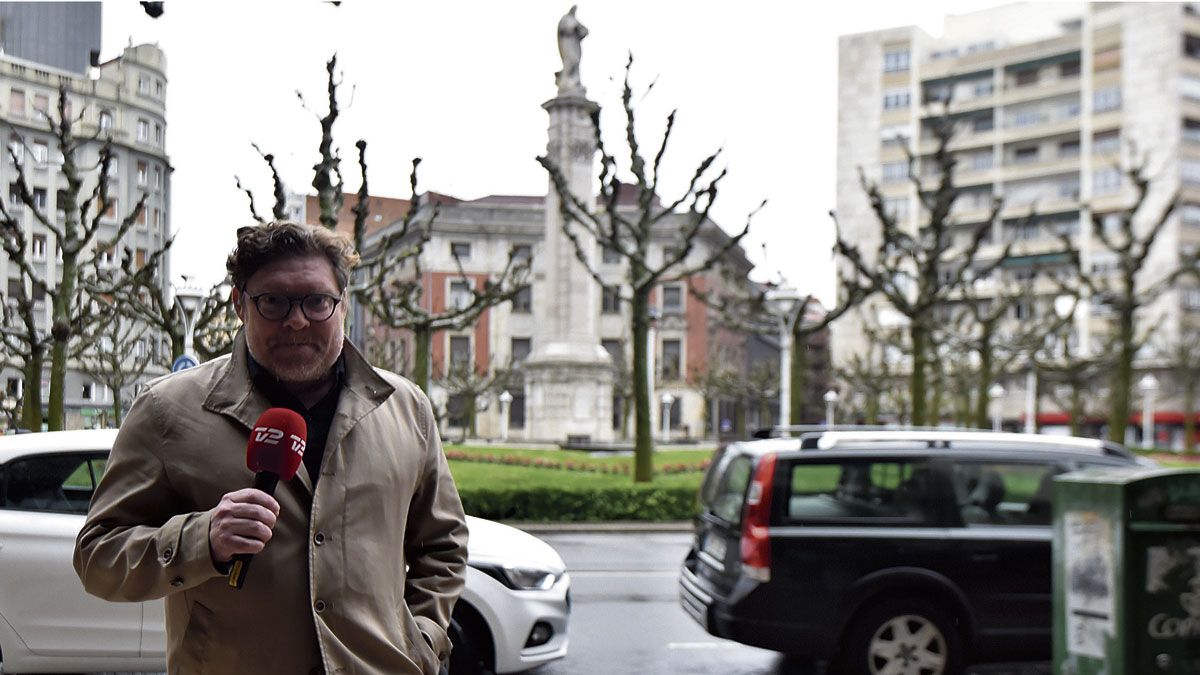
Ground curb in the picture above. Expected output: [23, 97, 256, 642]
[503, 520, 694, 534]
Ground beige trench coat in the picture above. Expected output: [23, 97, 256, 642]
[74, 335, 468, 675]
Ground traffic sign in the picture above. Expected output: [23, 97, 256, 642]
[172, 354, 199, 372]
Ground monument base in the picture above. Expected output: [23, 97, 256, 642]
[523, 353, 615, 444]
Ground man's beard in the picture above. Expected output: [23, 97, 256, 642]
[255, 338, 342, 385]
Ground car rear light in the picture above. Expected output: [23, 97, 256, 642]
[739, 452, 776, 582]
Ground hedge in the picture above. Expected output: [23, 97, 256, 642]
[458, 484, 699, 522]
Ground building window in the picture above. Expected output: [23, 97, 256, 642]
[661, 339, 682, 381]
[449, 279, 472, 310]
[601, 243, 622, 264]
[661, 284, 684, 315]
[1059, 59, 1081, 78]
[9, 89, 25, 117]
[972, 79, 994, 98]
[1058, 139, 1080, 158]
[1014, 68, 1039, 87]
[883, 196, 909, 221]
[881, 160, 908, 183]
[1093, 167, 1122, 194]
[152, 207, 162, 229]
[449, 335, 472, 372]
[7, 182, 20, 207]
[1010, 109, 1046, 128]
[882, 88, 911, 110]
[1012, 301, 1034, 320]
[972, 114, 994, 133]
[7, 133, 22, 164]
[32, 93, 48, 117]
[1012, 146, 1039, 164]
[5, 376, 20, 397]
[135, 248, 148, 268]
[154, 124, 163, 146]
[970, 150, 993, 170]
[1186, 119, 1200, 144]
[512, 285, 532, 313]
[1093, 130, 1120, 155]
[153, 165, 163, 189]
[98, 110, 112, 131]
[508, 394, 525, 429]
[1094, 86, 1121, 113]
[31, 188, 46, 211]
[137, 160, 148, 185]
[1184, 160, 1200, 186]
[98, 247, 115, 267]
[511, 337, 531, 364]
[601, 339, 623, 365]
[138, 76, 150, 94]
[154, 80, 164, 97]
[883, 48, 910, 73]
[29, 140, 47, 166]
[880, 124, 912, 146]
[511, 244, 532, 263]
[449, 241, 471, 261]
[136, 119, 149, 142]
[81, 382, 94, 401]
[1183, 288, 1200, 311]
[1182, 203, 1200, 227]
[31, 234, 46, 260]
[601, 286, 621, 314]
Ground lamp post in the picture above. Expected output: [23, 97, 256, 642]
[173, 279, 206, 369]
[988, 383, 1006, 432]
[1139, 374, 1159, 449]
[661, 392, 674, 443]
[1024, 360, 1037, 434]
[765, 286, 803, 430]
[497, 390, 513, 443]
[823, 389, 839, 428]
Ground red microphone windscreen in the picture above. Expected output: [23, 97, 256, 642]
[246, 408, 307, 480]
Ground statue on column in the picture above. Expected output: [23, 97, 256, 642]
[556, 5, 588, 95]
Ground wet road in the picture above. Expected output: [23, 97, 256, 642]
[532, 530, 1051, 675]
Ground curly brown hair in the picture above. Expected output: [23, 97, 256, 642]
[226, 221, 361, 291]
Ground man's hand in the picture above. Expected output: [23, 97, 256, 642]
[208, 488, 280, 564]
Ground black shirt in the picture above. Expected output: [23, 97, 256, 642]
[247, 350, 345, 487]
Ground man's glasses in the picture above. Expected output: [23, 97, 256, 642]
[243, 291, 342, 322]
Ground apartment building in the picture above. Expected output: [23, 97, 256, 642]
[0, 3, 171, 429]
[301, 190, 814, 443]
[836, 2, 1199, 444]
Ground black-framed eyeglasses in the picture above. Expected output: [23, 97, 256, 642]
[242, 290, 343, 322]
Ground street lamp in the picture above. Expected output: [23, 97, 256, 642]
[173, 279, 206, 366]
[765, 285, 803, 430]
[1023, 359, 1037, 434]
[497, 390, 513, 443]
[1139, 373, 1159, 449]
[661, 392, 675, 443]
[823, 389, 839, 428]
[988, 383, 1006, 432]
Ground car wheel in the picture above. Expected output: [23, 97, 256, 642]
[448, 613, 495, 675]
[839, 597, 963, 675]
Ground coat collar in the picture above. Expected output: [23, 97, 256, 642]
[202, 332, 396, 493]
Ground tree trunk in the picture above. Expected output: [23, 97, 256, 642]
[974, 338, 994, 429]
[909, 323, 929, 427]
[111, 390, 123, 428]
[1107, 307, 1135, 444]
[1070, 381, 1083, 437]
[630, 293, 653, 483]
[412, 328, 432, 394]
[734, 399, 746, 437]
[48, 338, 67, 430]
[20, 354, 42, 431]
[865, 392, 879, 426]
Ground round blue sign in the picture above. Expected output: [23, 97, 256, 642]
[171, 354, 199, 372]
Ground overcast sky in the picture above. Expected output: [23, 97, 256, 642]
[99, 0, 1009, 301]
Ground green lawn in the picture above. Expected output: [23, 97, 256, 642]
[446, 448, 709, 492]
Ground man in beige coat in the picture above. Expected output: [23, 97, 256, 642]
[74, 221, 468, 674]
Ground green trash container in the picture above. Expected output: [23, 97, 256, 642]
[1053, 466, 1200, 674]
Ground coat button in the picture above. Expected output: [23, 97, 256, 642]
[161, 548, 173, 563]
[314, 599, 327, 612]
[314, 532, 326, 545]
[170, 577, 183, 587]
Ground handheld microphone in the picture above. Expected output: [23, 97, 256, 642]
[228, 407, 307, 590]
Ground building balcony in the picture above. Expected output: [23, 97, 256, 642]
[1000, 155, 1081, 183]
[999, 76, 1081, 108]
[1000, 116, 1083, 145]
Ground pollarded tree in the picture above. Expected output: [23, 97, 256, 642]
[241, 56, 529, 394]
[831, 109, 1002, 427]
[1073, 159, 1179, 443]
[76, 302, 155, 426]
[539, 55, 758, 483]
[0, 88, 167, 429]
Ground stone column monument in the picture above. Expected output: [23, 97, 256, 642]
[524, 6, 615, 443]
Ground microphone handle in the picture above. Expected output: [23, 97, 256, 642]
[228, 471, 281, 590]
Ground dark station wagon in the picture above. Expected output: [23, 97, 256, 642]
[679, 430, 1151, 675]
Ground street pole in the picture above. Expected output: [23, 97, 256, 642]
[1024, 366, 1036, 434]
[661, 392, 674, 443]
[989, 383, 1005, 432]
[1139, 374, 1158, 449]
[766, 286, 802, 431]
[498, 390, 513, 443]
[823, 390, 839, 428]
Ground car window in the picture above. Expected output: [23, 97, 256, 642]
[787, 459, 936, 524]
[1, 453, 105, 514]
[704, 454, 754, 525]
[951, 461, 1065, 526]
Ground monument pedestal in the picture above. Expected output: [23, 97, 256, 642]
[524, 347, 615, 444]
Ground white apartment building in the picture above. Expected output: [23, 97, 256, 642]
[836, 2, 1199, 444]
[0, 31, 172, 429]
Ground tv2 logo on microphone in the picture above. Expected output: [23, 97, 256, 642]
[252, 427, 306, 457]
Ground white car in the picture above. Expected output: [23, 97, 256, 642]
[0, 429, 569, 674]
